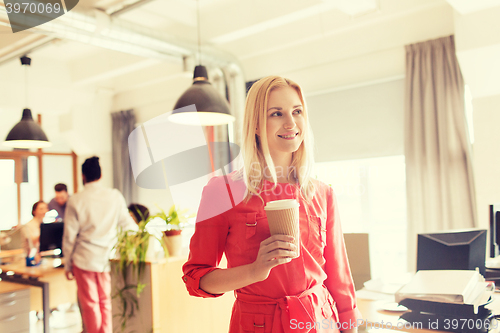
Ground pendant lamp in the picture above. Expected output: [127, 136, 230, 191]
[3, 56, 51, 149]
[169, 1, 234, 126]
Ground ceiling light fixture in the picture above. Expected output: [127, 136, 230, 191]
[169, 0, 234, 126]
[4, 56, 51, 149]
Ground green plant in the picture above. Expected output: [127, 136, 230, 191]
[112, 210, 167, 332]
[154, 204, 194, 231]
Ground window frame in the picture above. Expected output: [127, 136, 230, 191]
[0, 149, 78, 225]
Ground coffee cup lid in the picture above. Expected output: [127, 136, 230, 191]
[264, 199, 300, 210]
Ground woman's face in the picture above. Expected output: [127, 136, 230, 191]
[263, 86, 305, 159]
[34, 203, 48, 219]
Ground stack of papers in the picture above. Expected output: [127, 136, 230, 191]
[356, 274, 412, 301]
[395, 270, 492, 313]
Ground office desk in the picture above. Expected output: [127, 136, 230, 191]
[0, 258, 77, 333]
[0, 249, 24, 259]
[0, 282, 30, 333]
[357, 298, 500, 333]
[111, 256, 235, 333]
[357, 299, 436, 332]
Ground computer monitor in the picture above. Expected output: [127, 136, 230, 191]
[39, 222, 64, 257]
[417, 229, 487, 276]
[489, 204, 500, 258]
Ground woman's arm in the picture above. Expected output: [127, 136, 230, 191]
[183, 176, 296, 296]
[199, 234, 296, 294]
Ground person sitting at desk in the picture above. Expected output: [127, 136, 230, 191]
[21, 200, 48, 265]
[48, 183, 69, 221]
[128, 203, 150, 224]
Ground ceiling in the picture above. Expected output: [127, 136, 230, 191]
[0, 0, 442, 61]
[0, 0, 499, 94]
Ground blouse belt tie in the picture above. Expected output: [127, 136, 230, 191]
[235, 284, 325, 333]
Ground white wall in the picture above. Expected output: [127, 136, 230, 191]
[453, 5, 500, 228]
[307, 79, 405, 162]
[472, 94, 500, 230]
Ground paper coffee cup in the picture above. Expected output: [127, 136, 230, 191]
[264, 199, 300, 257]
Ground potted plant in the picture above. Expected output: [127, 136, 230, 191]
[153, 205, 194, 257]
[112, 211, 167, 332]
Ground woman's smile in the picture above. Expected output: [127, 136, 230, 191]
[277, 132, 299, 139]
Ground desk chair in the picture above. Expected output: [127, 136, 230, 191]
[0, 227, 24, 251]
[343, 233, 371, 290]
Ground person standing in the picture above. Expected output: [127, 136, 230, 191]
[63, 156, 137, 333]
[182, 76, 361, 332]
[48, 183, 70, 220]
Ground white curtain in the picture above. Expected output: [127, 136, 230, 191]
[405, 35, 477, 271]
[111, 109, 138, 204]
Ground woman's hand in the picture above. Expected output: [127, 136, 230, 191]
[250, 234, 297, 282]
[199, 234, 297, 294]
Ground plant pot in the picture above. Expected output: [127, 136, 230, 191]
[163, 230, 182, 257]
[146, 235, 165, 261]
[164, 230, 182, 236]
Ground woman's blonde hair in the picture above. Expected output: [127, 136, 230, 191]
[234, 76, 315, 202]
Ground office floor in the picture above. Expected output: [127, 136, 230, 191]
[31, 305, 82, 333]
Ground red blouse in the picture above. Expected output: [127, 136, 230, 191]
[182, 173, 361, 332]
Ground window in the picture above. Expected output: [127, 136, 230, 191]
[0, 156, 39, 230]
[0, 159, 17, 229]
[20, 156, 40, 224]
[0, 150, 77, 230]
[314, 155, 407, 280]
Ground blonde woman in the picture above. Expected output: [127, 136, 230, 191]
[183, 76, 360, 333]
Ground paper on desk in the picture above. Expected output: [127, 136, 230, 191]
[356, 289, 395, 301]
[395, 270, 483, 304]
[363, 278, 406, 295]
[357, 274, 412, 301]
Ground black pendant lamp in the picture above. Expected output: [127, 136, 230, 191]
[170, 65, 234, 126]
[4, 56, 51, 149]
[168, 1, 235, 126]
